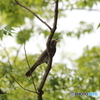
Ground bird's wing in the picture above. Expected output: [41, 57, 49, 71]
[37, 49, 48, 63]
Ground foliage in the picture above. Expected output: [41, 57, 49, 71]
[0, 46, 100, 100]
[16, 29, 32, 44]
[0, 26, 14, 39]
[0, 0, 56, 27]
[75, 46, 100, 99]
[66, 21, 94, 38]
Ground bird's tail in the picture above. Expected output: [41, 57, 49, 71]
[25, 63, 38, 77]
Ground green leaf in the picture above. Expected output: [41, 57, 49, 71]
[8, 33, 13, 36]
[0, 94, 7, 100]
[0, 29, 8, 39]
[96, 23, 100, 30]
[4, 26, 12, 33]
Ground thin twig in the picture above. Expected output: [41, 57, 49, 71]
[8, 72, 37, 94]
[14, 0, 52, 31]
[24, 43, 31, 68]
[24, 43, 37, 92]
[13, 45, 22, 64]
[1, 45, 37, 94]
[1, 46, 12, 67]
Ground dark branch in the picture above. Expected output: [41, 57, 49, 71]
[14, 0, 52, 31]
[47, 0, 59, 53]
[37, 59, 52, 90]
[53, 0, 59, 32]
[0, 89, 6, 94]
[37, 0, 59, 99]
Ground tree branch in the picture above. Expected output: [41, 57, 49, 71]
[47, 0, 59, 53]
[13, 45, 22, 64]
[2, 45, 37, 94]
[37, 0, 59, 99]
[14, 0, 52, 31]
[53, 0, 59, 32]
[1, 46, 12, 67]
[8, 72, 37, 94]
[24, 44, 31, 69]
[24, 43, 37, 92]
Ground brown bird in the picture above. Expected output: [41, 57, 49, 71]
[25, 39, 58, 77]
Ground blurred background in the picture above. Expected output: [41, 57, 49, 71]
[0, 0, 100, 100]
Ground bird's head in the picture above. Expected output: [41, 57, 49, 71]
[51, 39, 58, 47]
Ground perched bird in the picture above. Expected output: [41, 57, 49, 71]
[25, 39, 58, 77]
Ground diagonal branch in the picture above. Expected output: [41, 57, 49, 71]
[14, 0, 52, 31]
[8, 72, 37, 94]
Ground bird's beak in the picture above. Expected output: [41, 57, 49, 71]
[55, 39, 59, 42]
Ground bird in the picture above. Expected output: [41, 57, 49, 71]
[25, 39, 58, 77]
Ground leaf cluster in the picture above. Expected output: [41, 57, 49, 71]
[66, 21, 94, 38]
[0, 26, 14, 39]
